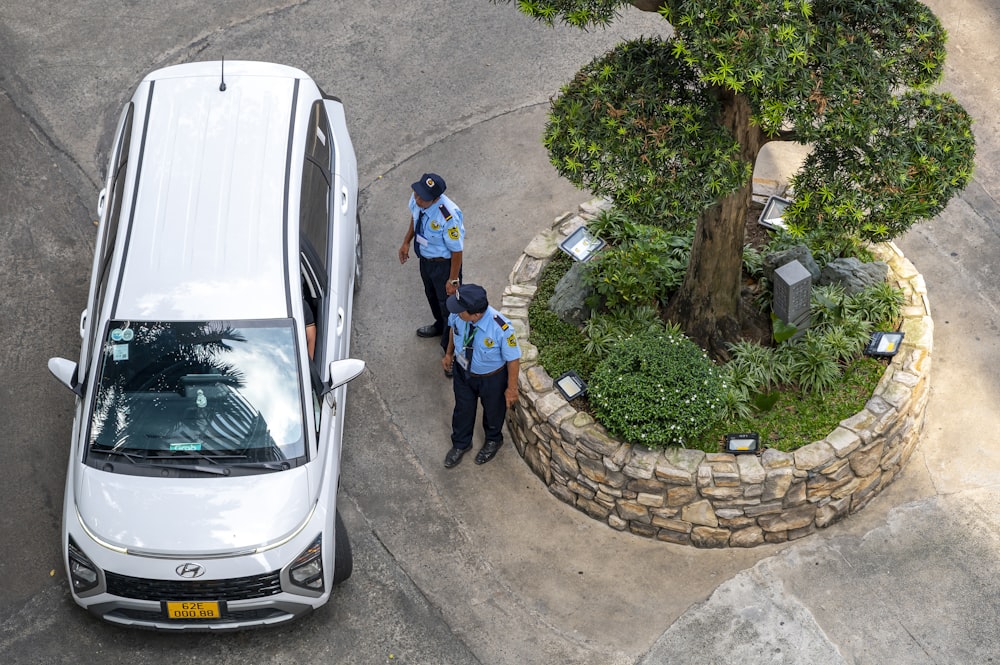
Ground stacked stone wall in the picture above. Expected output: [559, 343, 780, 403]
[503, 200, 931, 548]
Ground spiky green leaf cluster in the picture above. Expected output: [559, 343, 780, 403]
[545, 37, 751, 226]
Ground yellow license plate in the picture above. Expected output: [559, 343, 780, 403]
[165, 600, 221, 619]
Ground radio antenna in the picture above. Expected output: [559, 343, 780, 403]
[219, 57, 227, 92]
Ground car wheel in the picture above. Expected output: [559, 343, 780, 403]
[332, 509, 353, 585]
[353, 212, 362, 294]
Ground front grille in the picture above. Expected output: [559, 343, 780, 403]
[109, 607, 288, 624]
[105, 570, 282, 601]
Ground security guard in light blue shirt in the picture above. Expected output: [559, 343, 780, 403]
[398, 172, 465, 352]
[442, 284, 521, 468]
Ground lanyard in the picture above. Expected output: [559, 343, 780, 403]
[462, 324, 477, 365]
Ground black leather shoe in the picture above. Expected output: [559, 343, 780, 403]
[444, 446, 468, 468]
[417, 324, 442, 338]
[475, 440, 503, 465]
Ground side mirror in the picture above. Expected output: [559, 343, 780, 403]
[48, 357, 83, 397]
[327, 358, 365, 392]
[79, 309, 88, 339]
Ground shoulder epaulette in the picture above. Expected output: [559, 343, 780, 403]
[493, 314, 509, 331]
[438, 203, 453, 221]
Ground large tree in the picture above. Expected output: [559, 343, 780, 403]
[495, 0, 975, 357]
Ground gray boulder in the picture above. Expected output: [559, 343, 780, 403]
[817, 258, 889, 294]
[763, 244, 821, 282]
[549, 261, 592, 328]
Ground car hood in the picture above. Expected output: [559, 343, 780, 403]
[76, 466, 313, 555]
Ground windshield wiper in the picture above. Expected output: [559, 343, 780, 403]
[89, 448, 230, 475]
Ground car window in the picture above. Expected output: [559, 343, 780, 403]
[300, 101, 332, 275]
[86, 320, 307, 474]
[88, 105, 134, 362]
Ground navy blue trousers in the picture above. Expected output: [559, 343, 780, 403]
[418, 257, 457, 351]
[451, 364, 508, 450]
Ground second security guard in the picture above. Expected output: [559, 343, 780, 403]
[441, 284, 521, 468]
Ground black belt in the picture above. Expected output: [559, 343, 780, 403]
[470, 366, 504, 378]
[419, 256, 449, 262]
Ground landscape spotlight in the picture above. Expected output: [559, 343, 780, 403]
[724, 432, 760, 455]
[864, 331, 905, 358]
[558, 226, 606, 262]
[554, 370, 587, 401]
[758, 195, 792, 230]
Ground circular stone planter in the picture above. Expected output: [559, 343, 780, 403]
[502, 199, 932, 548]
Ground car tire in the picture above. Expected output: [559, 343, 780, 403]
[353, 212, 362, 294]
[332, 509, 353, 585]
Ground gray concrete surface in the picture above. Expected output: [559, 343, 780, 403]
[1, 0, 998, 663]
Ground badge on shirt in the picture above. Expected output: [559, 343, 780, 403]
[429, 220, 441, 231]
[484, 338, 495, 348]
[507, 333, 517, 347]
[447, 226, 460, 240]
[456, 353, 469, 372]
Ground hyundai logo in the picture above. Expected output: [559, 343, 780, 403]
[175, 563, 206, 579]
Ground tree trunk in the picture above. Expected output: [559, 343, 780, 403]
[665, 89, 765, 360]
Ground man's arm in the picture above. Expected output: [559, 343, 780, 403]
[398, 216, 414, 264]
[504, 358, 520, 408]
[446, 250, 462, 296]
[442, 326, 456, 374]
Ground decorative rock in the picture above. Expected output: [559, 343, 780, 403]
[817, 257, 889, 295]
[691, 527, 731, 548]
[681, 500, 718, 527]
[623, 446, 660, 480]
[764, 244, 821, 282]
[729, 527, 766, 548]
[549, 261, 592, 327]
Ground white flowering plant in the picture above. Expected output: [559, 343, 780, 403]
[588, 331, 725, 448]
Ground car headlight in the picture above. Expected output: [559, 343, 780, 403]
[288, 534, 324, 592]
[67, 536, 101, 595]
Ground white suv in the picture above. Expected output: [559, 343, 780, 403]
[47, 61, 364, 630]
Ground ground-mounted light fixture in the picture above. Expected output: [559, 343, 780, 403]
[864, 331, 905, 358]
[724, 432, 761, 455]
[757, 195, 792, 230]
[554, 370, 587, 401]
[559, 226, 606, 262]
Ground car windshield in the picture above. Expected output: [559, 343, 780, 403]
[87, 320, 307, 471]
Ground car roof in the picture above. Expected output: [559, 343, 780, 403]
[115, 61, 316, 321]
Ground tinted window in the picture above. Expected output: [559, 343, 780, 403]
[300, 101, 332, 273]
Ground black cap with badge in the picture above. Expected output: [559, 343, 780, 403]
[411, 173, 446, 200]
[446, 284, 488, 314]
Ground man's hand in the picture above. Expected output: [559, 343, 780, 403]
[505, 385, 518, 408]
[398, 243, 409, 264]
[445, 280, 458, 296]
[442, 353, 454, 374]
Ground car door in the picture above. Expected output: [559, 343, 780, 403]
[323, 96, 358, 362]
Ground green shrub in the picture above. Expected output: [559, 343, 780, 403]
[588, 331, 725, 448]
[582, 224, 690, 309]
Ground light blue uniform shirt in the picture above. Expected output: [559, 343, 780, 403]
[448, 306, 521, 375]
[409, 193, 464, 259]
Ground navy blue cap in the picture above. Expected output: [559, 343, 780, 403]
[447, 284, 488, 314]
[412, 173, 446, 200]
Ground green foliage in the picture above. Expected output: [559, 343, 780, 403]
[545, 37, 752, 228]
[493, 0, 626, 27]
[527, 253, 598, 379]
[582, 223, 691, 309]
[589, 331, 725, 448]
[789, 91, 975, 243]
[699, 357, 887, 453]
[582, 305, 670, 360]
